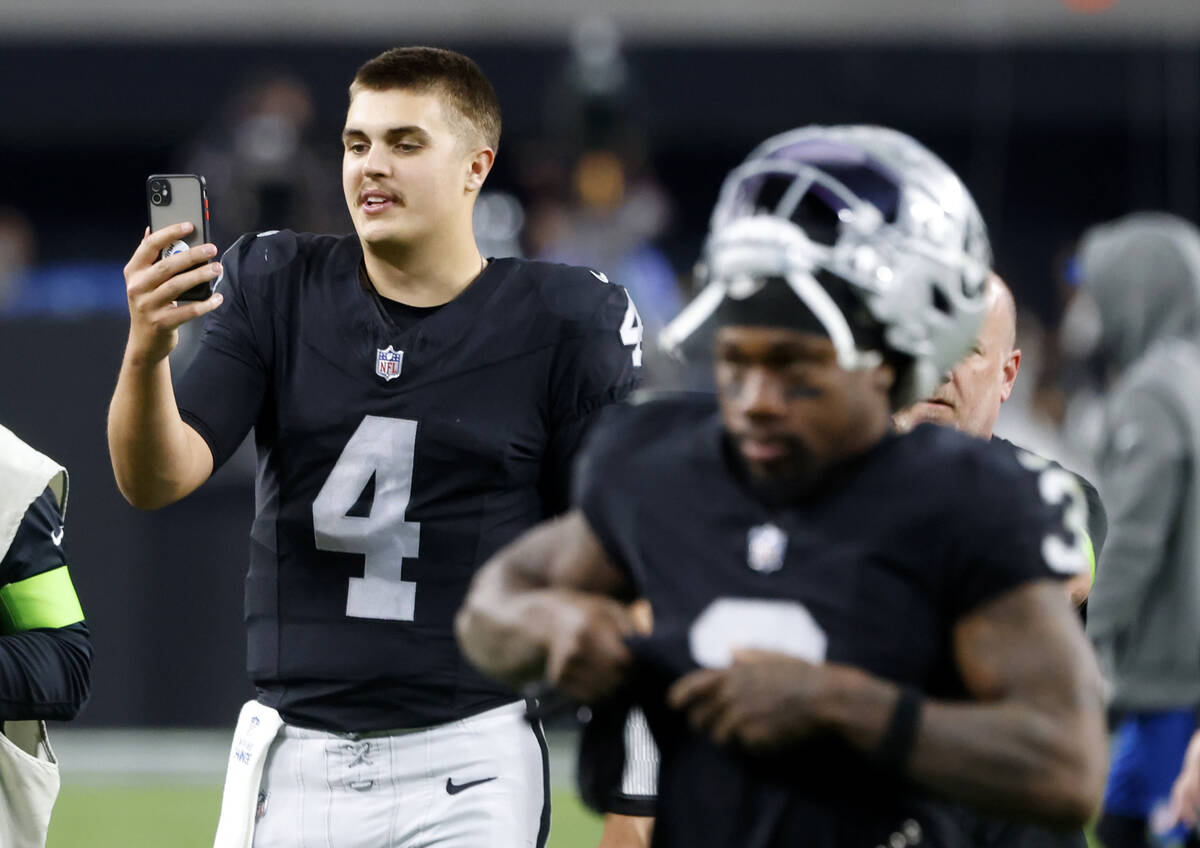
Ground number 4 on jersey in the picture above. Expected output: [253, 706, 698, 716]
[620, 291, 644, 367]
[313, 416, 422, 621]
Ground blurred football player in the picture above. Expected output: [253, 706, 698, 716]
[1073, 213, 1200, 848]
[457, 125, 1108, 847]
[594, 142, 1112, 848]
[0, 425, 91, 847]
[108, 46, 641, 848]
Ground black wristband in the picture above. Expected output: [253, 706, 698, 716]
[875, 687, 923, 773]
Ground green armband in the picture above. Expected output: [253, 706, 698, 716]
[1083, 533, 1096, 580]
[0, 567, 85, 633]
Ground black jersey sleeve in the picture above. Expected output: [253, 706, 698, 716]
[1075, 471, 1107, 564]
[572, 402, 641, 579]
[175, 232, 278, 470]
[948, 442, 1094, 617]
[541, 277, 642, 515]
[0, 487, 92, 720]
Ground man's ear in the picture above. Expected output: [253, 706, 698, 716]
[465, 147, 495, 194]
[999, 348, 1022, 403]
[873, 361, 896, 394]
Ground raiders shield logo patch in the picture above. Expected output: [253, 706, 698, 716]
[747, 523, 787, 574]
[376, 346, 403, 381]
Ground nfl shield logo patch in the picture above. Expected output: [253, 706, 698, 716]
[376, 346, 403, 381]
[747, 523, 787, 574]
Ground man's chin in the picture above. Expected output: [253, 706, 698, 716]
[736, 449, 824, 503]
[358, 225, 419, 253]
[897, 401, 957, 431]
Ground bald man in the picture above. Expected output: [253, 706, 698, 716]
[895, 277, 1106, 848]
[896, 276, 1106, 605]
[895, 275, 1020, 440]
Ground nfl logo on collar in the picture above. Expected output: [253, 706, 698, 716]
[747, 523, 787, 574]
[376, 346, 403, 381]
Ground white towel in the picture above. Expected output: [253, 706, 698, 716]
[213, 700, 286, 848]
[0, 721, 59, 848]
[0, 425, 67, 558]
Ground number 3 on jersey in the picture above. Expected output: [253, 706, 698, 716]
[313, 416, 421, 621]
[1016, 450, 1091, 575]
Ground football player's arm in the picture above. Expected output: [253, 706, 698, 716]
[109, 224, 223, 509]
[670, 580, 1105, 828]
[898, 578, 1106, 825]
[1085, 390, 1184, 643]
[456, 511, 638, 702]
[0, 488, 91, 721]
[597, 814, 653, 848]
[1169, 729, 1200, 828]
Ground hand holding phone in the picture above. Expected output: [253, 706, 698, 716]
[121, 177, 223, 367]
[146, 174, 214, 302]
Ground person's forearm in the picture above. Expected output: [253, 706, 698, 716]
[0, 623, 92, 721]
[819, 666, 1105, 828]
[597, 813, 653, 848]
[456, 574, 579, 686]
[107, 350, 208, 509]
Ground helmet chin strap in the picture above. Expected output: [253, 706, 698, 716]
[780, 270, 883, 373]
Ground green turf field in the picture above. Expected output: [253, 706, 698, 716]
[47, 783, 603, 848]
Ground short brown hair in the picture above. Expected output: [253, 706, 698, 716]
[351, 46, 501, 151]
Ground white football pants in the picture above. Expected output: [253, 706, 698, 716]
[217, 700, 549, 848]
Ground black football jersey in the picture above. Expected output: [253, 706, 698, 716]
[2, 488, 67, 589]
[0, 487, 91, 720]
[993, 437, 1107, 565]
[575, 395, 1090, 848]
[175, 230, 641, 731]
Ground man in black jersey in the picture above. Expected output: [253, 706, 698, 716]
[595, 156, 1109, 848]
[895, 274, 1106, 608]
[0, 424, 91, 846]
[457, 125, 1108, 847]
[108, 47, 641, 848]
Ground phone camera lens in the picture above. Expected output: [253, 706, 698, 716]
[151, 193, 163, 205]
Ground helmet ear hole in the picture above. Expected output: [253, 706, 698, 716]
[931, 286, 952, 315]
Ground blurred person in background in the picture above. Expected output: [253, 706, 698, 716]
[0, 207, 125, 317]
[0, 208, 34, 313]
[525, 18, 684, 386]
[107, 45, 641, 848]
[184, 71, 347, 248]
[458, 125, 1108, 848]
[0, 424, 92, 847]
[1070, 213, 1200, 848]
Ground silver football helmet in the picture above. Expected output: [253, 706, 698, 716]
[660, 125, 992, 408]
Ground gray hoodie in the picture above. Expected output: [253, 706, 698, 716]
[1082, 212, 1200, 711]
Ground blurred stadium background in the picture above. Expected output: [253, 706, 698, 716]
[0, 0, 1197, 844]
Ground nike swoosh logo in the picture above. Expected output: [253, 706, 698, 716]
[589, 270, 609, 283]
[51, 526, 64, 546]
[445, 776, 497, 795]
